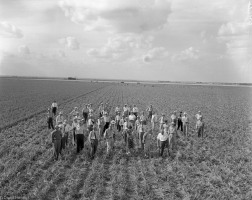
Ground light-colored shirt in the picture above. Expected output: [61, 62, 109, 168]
[163, 124, 169, 133]
[195, 114, 202, 120]
[51, 102, 57, 108]
[157, 132, 168, 141]
[87, 118, 94, 126]
[103, 116, 110, 123]
[104, 129, 114, 139]
[138, 124, 144, 133]
[132, 107, 138, 113]
[123, 121, 128, 130]
[56, 115, 64, 125]
[115, 107, 120, 112]
[168, 126, 177, 135]
[89, 130, 97, 140]
[182, 116, 189, 124]
[129, 114, 136, 121]
[151, 114, 158, 123]
[115, 115, 121, 121]
[196, 120, 204, 128]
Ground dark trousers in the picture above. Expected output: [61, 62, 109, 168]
[177, 119, 183, 131]
[197, 127, 204, 137]
[116, 121, 121, 132]
[48, 117, 54, 129]
[148, 111, 152, 120]
[52, 107, 57, 116]
[103, 122, 110, 135]
[90, 139, 98, 159]
[65, 132, 69, 146]
[76, 134, 84, 153]
[53, 139, 61, 160]
[133, 112, 138, 118]
[73, 127, 76, 144]
[123, 130, 128, 144]
[160, 140, 168, 157]
[83, 112, 88, 123]
[61, 137, 65, 150]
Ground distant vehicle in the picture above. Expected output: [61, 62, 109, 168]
[68, 77, 76, 80]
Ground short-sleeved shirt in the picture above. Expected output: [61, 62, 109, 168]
[195, 114, 202, 120]
[104, 129, 114, 139]
[182, 116, 189, 124]
[163, 124, 169, 133]
[129, 114, 136, 121]
[157, 132, 168, 141]
[132, 107, 138, 113]
[52, 102, 57, 108]
[196, 120, 204, 128]
[89, 130, 97, 140]
[115, 115, 121, 121]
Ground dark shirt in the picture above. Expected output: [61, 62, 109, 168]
[52, 130, 62, 141]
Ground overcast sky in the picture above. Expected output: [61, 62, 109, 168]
[0, 0, 251, 82]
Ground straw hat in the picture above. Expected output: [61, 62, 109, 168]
[110, 120, 116, 125]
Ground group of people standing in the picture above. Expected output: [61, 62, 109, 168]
[47, 101, 205, 160]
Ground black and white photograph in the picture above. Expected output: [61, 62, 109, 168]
[0, 0, 252, 199]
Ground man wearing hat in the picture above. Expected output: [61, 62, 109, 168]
[196, 116, 204, 138]
[159, 113, 165, 130]
[177, 111, 183, 132]
[170, 111, 178, 126]
[115, 105, 121, 116]
[132, 105, 139, 118]
[146, 104, 153, 121]
[51, 125, 63, 160]
[182, 112, 189, 136]
[56, 111, 64, 125]
[88, 125, 98, 159]
[98, 103, 105, 118]
[123, 104, 129, 118]
[62, 120, 72, 148]
[102, 112, 110, 136]
[69, 107, 78, 121]
[72, 116, 78, 145]
[76, 121, 85, 153]
[104, 123, 115, 154]
[195, 111, 203, 121]
[82, 104, 89, 123]
[47, 108, 54, 130]
[168, 121, 177, 153]
[51, 100, 58, 116]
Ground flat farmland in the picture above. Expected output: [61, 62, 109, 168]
[1, 80, 252, 200]
[0, 78, 108, 129]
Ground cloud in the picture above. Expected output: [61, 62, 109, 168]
[58, 36, 80, 50]
[18, 45, 30, 55]
[59, 0, 172, 33]
[87, 33, 153, 61]
[172, 47, 199, 62]
[218, 22, 249, 36]
[0, 21, 23, 38]
[142, 47, 169, 63]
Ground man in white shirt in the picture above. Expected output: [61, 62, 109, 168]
[56, 111, 64, 125]
[151, 112, 158, 131]
[182, 112, 189, 136]
[168, 122, 177, 152]
[69, 107, 78, 121]
[129, 112, 136, 127]
[132, 105, 138, 117]
[115, 105, 121, 115]
[123, 104, 129, 117]
[195, 111, 203, 121]
[51, 100, 58, 116]
[157, 129, 169, 157]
